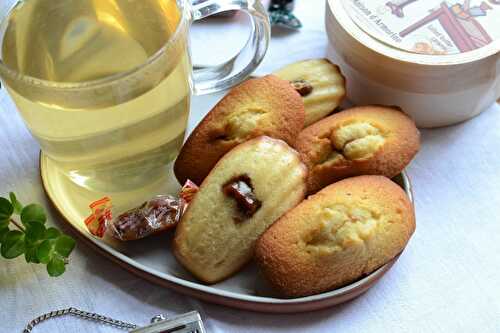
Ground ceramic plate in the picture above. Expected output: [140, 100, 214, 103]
[40, 91, 413, 313]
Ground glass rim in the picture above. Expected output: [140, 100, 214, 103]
[0, 0, 189, 90]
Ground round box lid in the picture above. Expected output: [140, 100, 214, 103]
[340, 0, 500, 56]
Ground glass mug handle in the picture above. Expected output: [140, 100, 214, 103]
[190, 0, 270, 95]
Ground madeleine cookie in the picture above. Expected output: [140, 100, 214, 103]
[174, 75, 305, 185]
[296, 105, 420, 194]
[273, 59, 346, 126]
[256, 175, 415, 297]
[174, 136, 307, 284]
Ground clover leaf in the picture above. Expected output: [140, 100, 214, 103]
[47, 256, 66, 277]
[20, 204, 47, 225]
[9, 192, 23, 214]
[0, 193, 75, 277]
[1, 230, 25, 259]
[0, 197, 13, 222]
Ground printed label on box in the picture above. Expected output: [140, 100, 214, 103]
[342, 0, 500, 55]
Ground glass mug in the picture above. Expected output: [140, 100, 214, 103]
[0, 0, 270, 192]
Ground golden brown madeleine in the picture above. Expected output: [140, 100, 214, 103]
[296, 105, 420, 194]
[174, 75, 305, 185]
[273, 59, 346, 126]
[255, 175, 415, 298]
[174, 136, 307, 284]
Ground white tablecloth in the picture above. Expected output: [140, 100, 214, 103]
[1, 1, 500, 332]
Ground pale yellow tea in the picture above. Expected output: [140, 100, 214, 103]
[1, 0, 191, 191]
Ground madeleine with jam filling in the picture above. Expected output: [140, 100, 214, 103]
[173, 136, 307, 284]
[273, 58, 346, 126]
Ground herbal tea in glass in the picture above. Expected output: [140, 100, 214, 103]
[0, 0, 270, 192]
[0, 0, 190, 191]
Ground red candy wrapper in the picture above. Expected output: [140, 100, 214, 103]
[84, 197, 112, 237]
[179, 179, 199, 205]
[84, 180, 199, 241]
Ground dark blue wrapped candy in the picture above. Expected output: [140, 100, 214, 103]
[269, 0, 302, 30]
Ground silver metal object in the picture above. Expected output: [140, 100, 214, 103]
[130, 311, 205, 333]
[23, 307, 137, 332]
[150, 314, 167, 323]
[23, 307, 206, 333]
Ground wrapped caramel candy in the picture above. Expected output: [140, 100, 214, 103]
[84, 180, 199, 241]
[110, 195, 183, 241]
